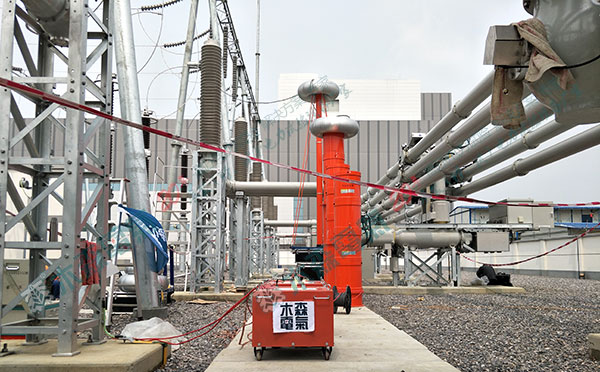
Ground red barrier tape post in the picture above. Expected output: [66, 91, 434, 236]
[1, 77, 599, 209]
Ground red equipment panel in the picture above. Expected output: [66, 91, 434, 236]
[252, 280, 334, 351]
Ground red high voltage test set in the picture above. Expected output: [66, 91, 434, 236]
[298, 80, 364, 308]
[252, 280, 334, 360]
[251, 80, 364, 361]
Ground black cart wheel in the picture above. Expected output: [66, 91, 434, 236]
[322, 346, 332, 360]
[344, 286, 352, 314]
[333, 306, 338, 314]
[254, 347, 264, 361]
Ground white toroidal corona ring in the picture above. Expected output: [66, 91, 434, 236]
[298, 79, 340, 103]
[310, 115, 359, 139]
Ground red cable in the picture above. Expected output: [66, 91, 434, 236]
[460, 221, 600, 267]
[134, 283, 261, 344]
[292, 101, 314, 240]
[292, 116, 312, 240]
[237, 301, 253, 347]
[291, 101, 315, 244]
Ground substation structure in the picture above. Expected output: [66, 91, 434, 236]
[0, 0, 599, 359]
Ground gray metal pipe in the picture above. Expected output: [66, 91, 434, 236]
[361, 163, 399, 203]
[405, 103, 493, 181]
[114, 0, 151, 213]
[405, 70, 494, 163]
[361, 71, 494, 204]
[365, 88, 533, 216]
[385, 205, 423, 224]
[363, 102, 493, 214]
[457, 123, 600, 195]
[227, 181, 316, 197]
[395, 231, 469, 248]
[265, 220, 316, 227]
[366, 225, 395, 245]
[277, 233, 312, 237]
[410, 101, 552, 192]
[452, 119, 577, 183]
[368, 226, 470, 248]
[114, 0, 160, 314]
[372, 101, 552, 220]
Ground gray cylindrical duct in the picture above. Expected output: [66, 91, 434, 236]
[264, 220, 316, 227]
[450, 119, 577, 184]
[457, 122, 600, 196]
[360, 71, 495, 205]
[200, 38, 222, 146]
[371, 101, 552, 219]
[250, 162, 262, 208]
[395, 231, 470, 248]
[368, 227, 470, 248]
[385, 205, 423, 225]
[234, 117, 248, 181]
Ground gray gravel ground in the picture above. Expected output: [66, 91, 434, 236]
[110, 299, 248, 372]
[108, 273, 600, 371]
[365, 273, 600, 372]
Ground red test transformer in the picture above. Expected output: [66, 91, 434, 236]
[252, 279, 334, 360]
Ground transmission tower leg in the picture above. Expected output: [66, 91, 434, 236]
[191, 151, 226, 292]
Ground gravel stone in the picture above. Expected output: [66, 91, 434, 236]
[108, 273, 600, 371]
[364, 273, 600, 372]
[110, 299, 248, 372]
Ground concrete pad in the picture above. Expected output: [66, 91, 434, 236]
[588, 334, 600, 360]
[172, 291, 244, 302]
[363, 285, 526, 295]
[0, 339, 167, 372]
[205, 307, 458, 372]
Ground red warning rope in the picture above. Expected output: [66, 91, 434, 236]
[460, 221, 600, 267]
[1, 77, 599, 209]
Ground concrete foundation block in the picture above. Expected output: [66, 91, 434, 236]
[588, 334, 600, 360]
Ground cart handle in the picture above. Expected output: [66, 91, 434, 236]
[313, 296, 330, 300]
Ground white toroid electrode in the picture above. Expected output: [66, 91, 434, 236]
[310, 115, 359, 139]
[298, 80, 340, 103]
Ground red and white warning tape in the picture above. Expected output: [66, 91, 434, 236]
[1, 77, 599, 209]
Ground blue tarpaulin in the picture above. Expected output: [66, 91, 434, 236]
[119, 205, 168, 273]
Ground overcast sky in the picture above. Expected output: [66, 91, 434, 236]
[3, 1, 599, 204]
